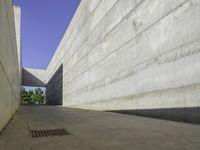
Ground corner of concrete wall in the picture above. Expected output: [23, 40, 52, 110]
[13, 5, 22, 72]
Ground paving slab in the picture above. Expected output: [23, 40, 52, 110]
[0, 105, 200, 150]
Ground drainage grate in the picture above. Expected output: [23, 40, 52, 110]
[30, 128, 71, 138]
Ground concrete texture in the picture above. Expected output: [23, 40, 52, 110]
[61, 0, 200, 107]
[46, 64, 63, 105]
[45, 0, 200, 123]
[22, 68, 46, 87]
[0, 105, 200, 150]
[20, 0, 200, 123]
[0, 0, 21, 131]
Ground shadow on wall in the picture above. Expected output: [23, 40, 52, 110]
[22, 68, 46, 87]
[46, 64, 63, 105]
[108, 107, 200, 124]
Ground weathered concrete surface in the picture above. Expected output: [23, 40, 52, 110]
[0, 105, 200, 150]
[58, 0, 200, 123]
[0, 0, 21, 131]
[22, 68, 46, 87]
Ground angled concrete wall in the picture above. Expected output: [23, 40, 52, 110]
[0, 1, 21, 131]
[48, 0, 200, 124]
[22, 68, 46, 87]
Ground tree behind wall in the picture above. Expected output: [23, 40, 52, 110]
[22, 87, 46, 104]
[22, 87, 30, 103]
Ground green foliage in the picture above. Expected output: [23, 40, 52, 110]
[21, 87, 46, 104]
[21, 87, 30, 103]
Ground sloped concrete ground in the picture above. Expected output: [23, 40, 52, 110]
[0, 105, 200, 150]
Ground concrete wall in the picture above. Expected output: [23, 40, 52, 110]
[14, 6, 21, 71]
[55, 0, 200, 123]
[22, 68, 46, 87]
[46, 64, 63, 105]
[0, 1, 21, 131]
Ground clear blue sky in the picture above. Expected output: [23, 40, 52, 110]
[13, 0, 80, 69]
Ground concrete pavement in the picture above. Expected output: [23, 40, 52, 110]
[0, 105, 200, 150]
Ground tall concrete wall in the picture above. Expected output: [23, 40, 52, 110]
[0, 1, 21, 131]
[25, 0, 200, 123]
[53, 0, 200, 123]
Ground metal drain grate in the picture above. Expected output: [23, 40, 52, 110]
[30, 128, 71, 138]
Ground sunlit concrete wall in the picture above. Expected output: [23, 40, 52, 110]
[14, 6, 21, 73]
[34, 0, 200, 123]
[0, 1, 21, 131]
[48, 0, 200, 123]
